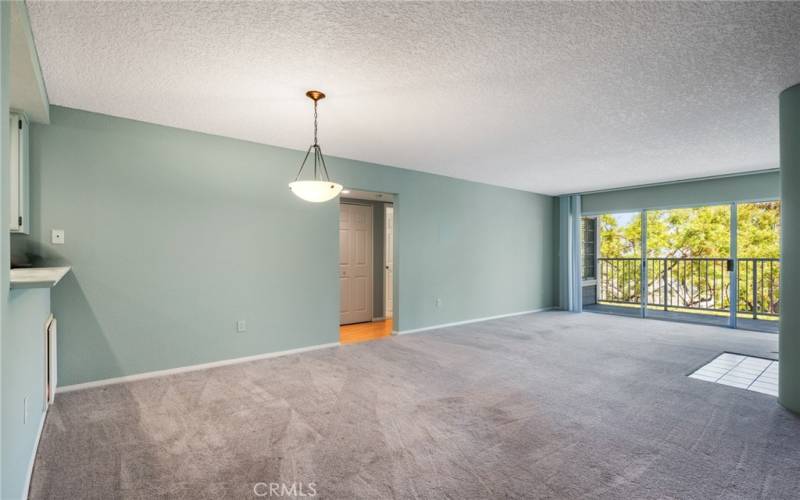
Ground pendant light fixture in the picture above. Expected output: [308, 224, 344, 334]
[289, 90, 343, 203]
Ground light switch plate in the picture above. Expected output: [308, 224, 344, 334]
[51, 229, 65, 245]
[236, 320, 247, 333]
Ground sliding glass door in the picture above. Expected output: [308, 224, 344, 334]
[644, 205, 732, 327]
[583, 200, 780, 332]
[735, 201, 781, 332]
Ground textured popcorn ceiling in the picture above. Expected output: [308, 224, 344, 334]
[26, 1, 800, 195]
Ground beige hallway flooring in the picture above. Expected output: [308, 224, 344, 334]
[30, 311, 798, 499]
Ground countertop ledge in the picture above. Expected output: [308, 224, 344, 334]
[10, 266, 71, 289]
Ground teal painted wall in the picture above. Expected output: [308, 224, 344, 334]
[581, 171, 780, 215]
[2, 288, 49, 499]
[13, 106, 556, 386]
[779, 83, 800, 413]
[1, 1, 13, 492]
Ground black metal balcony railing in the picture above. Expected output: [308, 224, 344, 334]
[738, 258, 780, 317]
[597, 257, 780, 318]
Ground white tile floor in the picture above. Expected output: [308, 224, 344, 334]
[689, 352, 779, 396]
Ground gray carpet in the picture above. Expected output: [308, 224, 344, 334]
[30, 311, 800, 499]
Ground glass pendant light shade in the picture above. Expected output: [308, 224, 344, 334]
[289, 180, 343, 203]
[289, 90, 343, 203]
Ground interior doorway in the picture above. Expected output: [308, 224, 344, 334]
[339, 189, 396, 344]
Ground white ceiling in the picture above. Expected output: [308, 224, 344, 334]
[26, 1, 800, 195]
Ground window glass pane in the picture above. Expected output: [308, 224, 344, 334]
[646, 205, 730, 258]
[645, 205, 730, 313]
[736, 201, 780, 318]
[599, 212, 641, 258]
[581, 217, 596, 280]
[597, 212, 641, 306]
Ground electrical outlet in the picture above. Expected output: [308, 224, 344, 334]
[236, 320, 247, 333]
[23, 397, 28, 424]
[435, 297, 442, 308]
[51, 229, 65, 245]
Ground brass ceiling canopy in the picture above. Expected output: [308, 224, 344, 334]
[305, 90, 326, 102]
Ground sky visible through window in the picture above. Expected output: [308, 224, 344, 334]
[610, 212, 636, 226]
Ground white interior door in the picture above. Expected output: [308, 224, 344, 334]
[340, 203, 373, 325]
[384, 205, 394, 318]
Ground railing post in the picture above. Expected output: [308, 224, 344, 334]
[769, 259, 775, 315]
[663, 258, 668, 311]
[752, 260, 758, 319]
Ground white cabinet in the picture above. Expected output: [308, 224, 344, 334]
[10, 111, 29, 234]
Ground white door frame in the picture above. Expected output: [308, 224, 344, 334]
[384, 205, 394, 319]
[339, 202, 374, 325]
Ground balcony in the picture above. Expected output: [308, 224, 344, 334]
[585, 257, 779, 333]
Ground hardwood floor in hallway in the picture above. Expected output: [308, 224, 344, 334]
[340, 319, 393, 344]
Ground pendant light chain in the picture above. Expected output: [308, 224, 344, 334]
[291, 90, 336, 185]
[313, 99, 319, 146]
[313, 99, 318, 180]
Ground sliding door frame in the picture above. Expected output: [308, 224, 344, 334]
[729, 203, 738, 329]
[640, 209, 648, 318]
[640, 204, 734, 326]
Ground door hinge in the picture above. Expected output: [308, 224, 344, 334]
[18, 216, 22, 226]
[18, 119, 22, 130]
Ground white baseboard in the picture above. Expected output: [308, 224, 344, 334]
[57, 308, 555, 393]
[394, 307, 555, 335]
[23, 409, 47, 500]
[57, 342, 341, 394]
